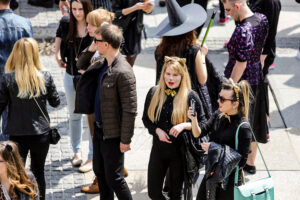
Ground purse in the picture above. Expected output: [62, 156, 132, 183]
[33, 98, 61, 145]
[234, 122, 274, 200]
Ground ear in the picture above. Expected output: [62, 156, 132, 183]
[234, 2, 241, 10]
[233, 101, 239, 108]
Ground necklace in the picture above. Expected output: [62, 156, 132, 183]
[75, 37, 84, 62]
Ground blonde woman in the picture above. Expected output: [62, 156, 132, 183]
[142, 56, 206, 199]
[187, 79, 252, 200]
[0, 38, 60, 200]
[0, 141, 39, 200]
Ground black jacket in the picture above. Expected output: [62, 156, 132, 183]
[0, 71, 60, 136]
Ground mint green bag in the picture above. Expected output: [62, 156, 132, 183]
[234, 122, 274, 200]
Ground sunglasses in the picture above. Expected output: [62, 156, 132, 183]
[218, 95, 233, 103]
[94, 38, 105, 43]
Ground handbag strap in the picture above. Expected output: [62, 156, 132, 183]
[234, 122, 271, 185]
[33, 97, 50, 126]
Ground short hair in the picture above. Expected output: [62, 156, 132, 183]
[95, 24, 123, 49]
[221, 0, 246, 5]
[86, 8, 115, 27]
[0, 0, 10, 5]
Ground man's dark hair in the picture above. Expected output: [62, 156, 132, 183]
[95, 24, 123, 49]
[0, 0, 10, 5]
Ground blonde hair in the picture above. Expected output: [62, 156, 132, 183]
[86, 8, 115, 27]
[0, 141, 38, 199]
[148, 57, 191, 125]
[221, 78, 251, 119]
[5, 38, 46, 99]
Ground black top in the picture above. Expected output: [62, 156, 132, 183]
[142, 86, 206, 146]
[200, 111, 252, 168]
[248, 0, 281, 55]
[0, 71, 60, 136]
[56, 16, 92, 76]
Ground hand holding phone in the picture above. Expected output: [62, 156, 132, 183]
[190, 99, 196, 117]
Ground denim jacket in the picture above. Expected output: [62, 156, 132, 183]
[0, 9, 33, 74]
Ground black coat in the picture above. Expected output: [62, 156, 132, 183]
[0, 71, 60, 136]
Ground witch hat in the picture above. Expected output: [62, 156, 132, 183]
[156, 0, 207, 36]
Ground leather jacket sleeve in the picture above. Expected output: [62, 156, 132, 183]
[76, 46, 95, 70]
[45, 71, 60, 108]
[0, 75, 9, 115]
[142, 86, 157, 136]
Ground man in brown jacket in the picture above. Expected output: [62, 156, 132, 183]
[86, 24, 137, 200]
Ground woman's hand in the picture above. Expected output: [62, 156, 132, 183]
[156, 128, 172, 143]
[169, 123, 185, 138]
[144, 1, 155, 13]
[78, 70, 85, 74]
[55, 55, 66, 68]
[134, 2, 147, 11]
[88, 41, 97, 52]
[201, 142, 210, 152]
[187, 107, 196, 121]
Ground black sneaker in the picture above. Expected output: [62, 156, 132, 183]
[244, 164, 256, 174]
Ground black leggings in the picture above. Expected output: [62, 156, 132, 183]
[10, 133, 50, 200]
[148, 138, 184, 200]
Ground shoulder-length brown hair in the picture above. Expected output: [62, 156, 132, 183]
[156, 30, 197, 61]
[67, 0, 93, 43]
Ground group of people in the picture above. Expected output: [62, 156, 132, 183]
[0, 0, 283, 200]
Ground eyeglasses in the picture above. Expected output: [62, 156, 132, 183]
[218, 95, 233, 103]
[94, 38, 105, 43]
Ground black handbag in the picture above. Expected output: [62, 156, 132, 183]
[33, 98, 61, 144]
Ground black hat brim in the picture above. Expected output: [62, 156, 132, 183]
[156, 4, 207, 37]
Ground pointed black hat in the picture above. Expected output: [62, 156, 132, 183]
[156, 0, 207, 36]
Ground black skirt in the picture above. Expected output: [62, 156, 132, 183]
[249, 82, 269, 143]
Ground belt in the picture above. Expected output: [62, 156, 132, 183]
[95, 121, 103, 129]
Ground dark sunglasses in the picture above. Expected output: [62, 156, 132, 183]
[218, 95, 233, 103]
[94, 38, 105, 43]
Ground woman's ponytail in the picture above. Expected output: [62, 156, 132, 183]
[238, 80, 251, 119]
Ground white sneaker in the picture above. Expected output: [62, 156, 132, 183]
[297, 49, 300, 60]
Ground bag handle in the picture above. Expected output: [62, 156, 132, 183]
[234, 122, 271, 185]
[33, 97, 50, 126]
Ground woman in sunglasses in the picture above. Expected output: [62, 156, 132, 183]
[188, 79, 252, 200]
[0, 141, 39, 200]
[142, 56, 206, 199]
[55, 0, 92, 168]
[0, 38, 60, 200]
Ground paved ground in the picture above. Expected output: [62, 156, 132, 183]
[12, 0, 300, 199]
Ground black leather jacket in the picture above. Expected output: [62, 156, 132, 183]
[0, 71, 60, 136]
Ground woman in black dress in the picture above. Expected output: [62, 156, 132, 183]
[112, 0, 154, 66]
[188, 79, 252, 200]
[143, 56, 206, 199]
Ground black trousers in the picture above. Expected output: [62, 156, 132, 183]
[148, 138, 184, 200]
[219, 0, 225, 19]
[10, 133, 50, 200]
[93, 125, 132, 200]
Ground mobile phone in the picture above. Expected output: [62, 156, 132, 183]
[190, 99, 196, 117]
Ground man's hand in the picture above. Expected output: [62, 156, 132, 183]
[260, 54, 267, 69]
[59, 1, 70, 16]
[120, 142, 131, 153]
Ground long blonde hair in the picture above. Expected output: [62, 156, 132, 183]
[5, 38, 46, 99]
[86, 8, 115, 27]
[148, 57, 191, 125]
[0, 141, 38, 199]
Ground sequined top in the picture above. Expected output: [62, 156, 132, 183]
[224, 13, 268, 85]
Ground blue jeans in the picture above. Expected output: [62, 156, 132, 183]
[64, 73, 93, 159]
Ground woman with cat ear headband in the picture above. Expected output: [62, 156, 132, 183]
[143, 56, 206, 199]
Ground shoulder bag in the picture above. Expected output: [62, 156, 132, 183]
[234, 122, 274, 200]
[33, 98, 61, 145]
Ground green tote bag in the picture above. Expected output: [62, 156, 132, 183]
[234, 122, 274, 200]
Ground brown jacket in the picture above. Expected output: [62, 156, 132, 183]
[74, 52, 137, 144]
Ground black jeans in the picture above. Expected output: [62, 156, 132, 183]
[148, 138, 184, 200]
[219, 0, 225, 19]
[93, 125, 132, 200]
[10, 133, 50, 200]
